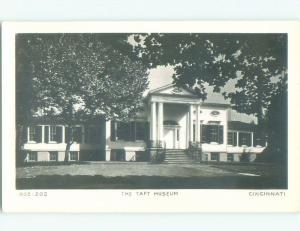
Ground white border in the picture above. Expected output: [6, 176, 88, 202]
[2, 21, 300, 213]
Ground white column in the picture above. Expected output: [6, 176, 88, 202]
[189, 104, 194, 143]
[237, 131, 239, 147]
[105, 149, 111, 161]
[158, 102, 164, 143]
[105, 120, 111, 142]
[105, 120, 111, 161]
[150, 101, 157, 141]
[41, 125, 45, 143]
[196, 105, 200, 143]
[251, 132, 254, 147]
[62, 126, 65, 143]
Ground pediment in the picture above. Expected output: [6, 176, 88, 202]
[149, 84, 196, 97]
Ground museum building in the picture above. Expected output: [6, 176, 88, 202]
[20, 84, 266, 163]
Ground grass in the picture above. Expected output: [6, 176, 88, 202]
[16, 174, 287, 189]
[16, 161, 287, 189]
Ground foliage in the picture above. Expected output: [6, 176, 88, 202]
[16, 33, 148, 123]
[16, 33, 148, 161]
[134, 33, 287, 123]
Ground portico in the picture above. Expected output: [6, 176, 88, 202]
[148, 84, 202, 149]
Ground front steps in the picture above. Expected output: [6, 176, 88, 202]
[163, 149, 197, 164]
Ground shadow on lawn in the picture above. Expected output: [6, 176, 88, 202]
[16, 174, 287, 190]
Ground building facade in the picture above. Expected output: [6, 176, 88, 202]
[19, 84, 266, 163]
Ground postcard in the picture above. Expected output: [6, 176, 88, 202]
[2, 21, 300, 212]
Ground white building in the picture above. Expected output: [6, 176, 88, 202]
[20, 84, 266, 163]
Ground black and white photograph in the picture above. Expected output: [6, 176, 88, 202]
[2, 21, 299, 213]
[15, 31, 287, 190]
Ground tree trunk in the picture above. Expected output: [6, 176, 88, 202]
[64, 125, 73, 163]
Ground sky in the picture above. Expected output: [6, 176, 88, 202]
[145, 65, 257, 124]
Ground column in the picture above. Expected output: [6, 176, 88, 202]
[62, 126, 65, 143]
[237, 131, 239, 147]
[251, 132, 254, 147]
[41, 125, 45, 143]
[196, 105, 200, 143]
[158, 102, 164, 144]
[105, 120, 111, 161]
[189, 104, 193, 143]
[150, 101, 157, 142]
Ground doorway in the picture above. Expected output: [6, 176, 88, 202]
[163, 126, 180, 149]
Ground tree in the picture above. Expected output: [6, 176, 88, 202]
[16, 33, 148, 162]
[134, 33, 287, 126]
[263, 81, 287, 163]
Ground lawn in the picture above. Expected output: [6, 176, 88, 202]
[16, 162, 287, 189]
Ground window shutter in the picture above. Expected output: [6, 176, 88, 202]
[44, 126, 49, 143]
[201, 124, 208, 143]
[218, 125, 224, 144]
[56, 126, 62, 143]
[233, 132, 237, 146]
[207, 125, 212, 143]
[111, 121, 116, 141]
[36, 126, 43, 143]
[22, 126, 28, 143]
[145, 122, 150, 141]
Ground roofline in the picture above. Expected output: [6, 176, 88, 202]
[200, 102, 231, 108]
[149, 92, 200, 99]
[148, 83, 198, 96]
[148, 83, 175, 94]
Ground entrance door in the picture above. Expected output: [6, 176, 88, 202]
[164, 126, 179, 149]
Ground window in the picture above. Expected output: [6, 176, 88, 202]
[28, 152, 37, 161]
[85, 126, 101, 143]
[253, 133, 266, 147]
[49, 152, 58, 161]
[227, 131, 237, 146]
[28, 126, 42, 143]
[72, 127, 82, 143]
[201, 124, 223, 144]
[211, 152, 219, 161]
[210, 125, 219, 143]
[227, 153, 234, 162]
[29, 126, 36, 141]
[50, 126, 57, 142]
[117, 122, 132, 141]
[239, 132, 251, 146]
[135, 122, 149, 141]
[70, 151, 78, 161]
[111, 121, 149, 141]
[46, 126, 62, 143]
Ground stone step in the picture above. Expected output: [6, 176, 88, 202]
[165, 154, 187, 156]
[165, 157, 192, 160]
[163, 161, 198, 164]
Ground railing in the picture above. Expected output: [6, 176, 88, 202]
[187, 141, 202, 162]
[148, 140, 166, 163]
